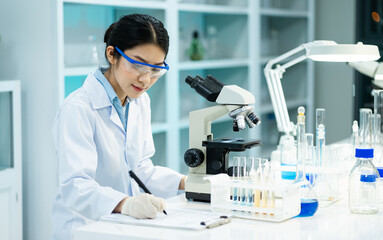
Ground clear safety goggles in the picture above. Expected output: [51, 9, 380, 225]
[115, 46, 169, 79]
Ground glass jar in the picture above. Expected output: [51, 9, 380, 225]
[349, 148, 380, 214]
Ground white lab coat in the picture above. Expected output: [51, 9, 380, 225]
[51, 71, 183, 240]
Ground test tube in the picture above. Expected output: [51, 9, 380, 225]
[316, 108, 325, 169]
[247, 157, 256, 206]
[261, 159, 269, 212]
[240, 157, 247, 205]
[232, 157, 240, 204]
[253, 158, 261, 210]
[268, 161, 276, 215]
[306, 133, 315, 185]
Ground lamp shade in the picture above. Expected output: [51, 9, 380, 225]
[307, 41, 380, 62]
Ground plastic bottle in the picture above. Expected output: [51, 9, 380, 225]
[188, 30, 204, 61]
[349, 148, 380, 214]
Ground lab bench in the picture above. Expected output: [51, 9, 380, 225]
[73, 193, 383, 240]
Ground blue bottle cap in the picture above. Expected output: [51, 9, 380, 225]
[377, 167, 383, 178]
[355, 148, 374, 158]
[360, 174, 376, 182]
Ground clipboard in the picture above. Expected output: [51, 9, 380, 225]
[101, 209, 231, 231]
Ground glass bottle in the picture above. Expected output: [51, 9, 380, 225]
[295, 106, 319, 217]
[188, 30, 204, 61]
[206, 25, 219, 59]
[88, 35, 100, 66]
[349, 148, 380, 214]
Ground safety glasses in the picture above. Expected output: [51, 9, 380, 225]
[115, 46, 169, 79]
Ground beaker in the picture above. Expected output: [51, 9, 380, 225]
[280, 135, 297, 181]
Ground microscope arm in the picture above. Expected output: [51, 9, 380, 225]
[188, 104, 238, 174]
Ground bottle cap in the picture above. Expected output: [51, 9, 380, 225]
[377, 167, 383, 178]
[355, 148, 374, 158]
[360, 174, 377, 182]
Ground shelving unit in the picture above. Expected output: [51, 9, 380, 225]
[57, 0, 314, 173]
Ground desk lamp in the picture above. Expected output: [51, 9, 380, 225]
[264, 40, 380, 146]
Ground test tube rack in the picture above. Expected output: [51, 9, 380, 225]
[205, 174, 301, 222]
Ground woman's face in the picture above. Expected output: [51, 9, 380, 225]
[106, 43, 166, 100]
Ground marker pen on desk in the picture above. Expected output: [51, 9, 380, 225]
[128, 170, 168, 215]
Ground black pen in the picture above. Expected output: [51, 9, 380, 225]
[129, 170, 168, 215]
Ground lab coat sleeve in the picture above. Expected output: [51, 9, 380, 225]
[53, 100, 126, 220]
[136, 95, 184, 199]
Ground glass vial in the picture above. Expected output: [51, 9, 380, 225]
[349, 148, 380, 214]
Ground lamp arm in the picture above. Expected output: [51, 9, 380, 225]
[264, 43, 311, 135]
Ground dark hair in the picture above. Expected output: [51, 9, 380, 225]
[104, 14, 169, 63]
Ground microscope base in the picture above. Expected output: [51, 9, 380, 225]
[185, 192, 210, 202]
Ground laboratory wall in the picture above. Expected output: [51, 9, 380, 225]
[314, 0, 356, 143]
[0, 1, 58, 240]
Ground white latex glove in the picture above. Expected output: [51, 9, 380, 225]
[121, 193, 166, 219]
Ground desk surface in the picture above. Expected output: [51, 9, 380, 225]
[73, 194, 383, 240]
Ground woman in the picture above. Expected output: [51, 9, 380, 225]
[52, 14, 186, 240]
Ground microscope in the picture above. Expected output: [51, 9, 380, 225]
[184, 75, 262, 202]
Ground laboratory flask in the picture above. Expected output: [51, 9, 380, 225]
[349, 148, 380, 214]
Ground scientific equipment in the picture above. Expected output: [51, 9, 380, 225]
[349, 148, 380, 214]
[295, 107, 319, 217]
[206, 171, 301, 222]
[359, 108, 373, 148]
[184, 75, 262, 202]
[351, 120, 359, 148]
[313, 108, 335, 206]
[264, 41, 379, 162]
[188, 30, 204, 61]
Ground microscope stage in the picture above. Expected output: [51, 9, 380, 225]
[202, 138, 261, 151]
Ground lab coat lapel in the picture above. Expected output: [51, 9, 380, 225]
[109, 106, 125, 132]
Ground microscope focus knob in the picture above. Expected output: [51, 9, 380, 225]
[184, 148, 204, 167]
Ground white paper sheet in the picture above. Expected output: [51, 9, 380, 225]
[101, 209, 229, 231]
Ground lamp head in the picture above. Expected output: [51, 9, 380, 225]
[306, 41, 380, 62]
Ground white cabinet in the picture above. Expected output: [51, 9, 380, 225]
[0, 80, 22, 240]
[57, 0, 314, 173]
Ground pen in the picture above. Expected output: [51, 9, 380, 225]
[200, 216, 231, 229]
[129, 170, 168, 215]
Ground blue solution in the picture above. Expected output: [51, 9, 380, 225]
[281, 163, 296, 180]
[298, 199, 318, 217]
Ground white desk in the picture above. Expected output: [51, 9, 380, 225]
[73, 194, 383, 240]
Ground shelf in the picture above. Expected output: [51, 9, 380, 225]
[260, 8, 309, 18]
[178, 3, 248, 15]
[63, 0, 167, 9]
[179, 59, 249, 71]
[151, 122, 168, 134]
[260, 98, 307, 114]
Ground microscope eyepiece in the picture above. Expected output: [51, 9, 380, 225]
[185, 75, 224, 102]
